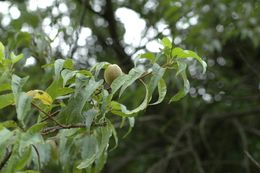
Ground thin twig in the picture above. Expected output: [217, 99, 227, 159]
[40, 110, 60, 122]
[245, 151, 260, 170]
[31, 103, 65, 128]
[31, 144, 41, 171]
[41, 122, 107, 135]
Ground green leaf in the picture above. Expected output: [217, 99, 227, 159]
[27, 122, 47, 134]
[61, 69, 76, 87]
[16, 92, 32, 124]
[0, 83, 12, 92]
[172, 48, 207, 73]
[119, 67, 144, 97]
[15, 147, 32, 171]
[123, 117, 135, 138]
[77, 154, 96, 169]
[149, 78, 167, 105]
[63, 59, 74, 70]
[0, 93, 14, 109]
[111, 80, 149, 116]
[94, 151, 108, 173]
[108, 120, 118, 150]
[139, 52, 156, 63]
[0, 41, 5, 62]
[59, 78, 103, 123]
[11, 75, 29, 99]
[46, 79, 74, 100]
[0, 120, 17, 128]
[11, 75, 32, 125]
[83, 108, 99, 130]
[0, 128, 13, 146]
[10, 52, 24, 64]
[161, 37, 172, 48]
[54, 59, 65, 79]
[101, 89, 110, 117]
[78, 70, 93, 77]
[148, 64, 165, 102]
[91, 62, 109, 78]
[170, 70, 190, 102]
[95, 125, 112, 158]
[110, 74, 128, 96]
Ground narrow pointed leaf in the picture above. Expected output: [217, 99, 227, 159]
[119, 68, 144, 97]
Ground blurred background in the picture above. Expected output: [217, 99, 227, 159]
[0, 0, 260, 172]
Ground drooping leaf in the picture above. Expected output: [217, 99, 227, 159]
[108, 120, 118, 150]
[83, 108, 99, 130]
[148, 63, 165, 102]
[149, 78, 167, 105]
[119, 67, 144, 97]
[123, 117, 135, 138]
[111, 80, 149, 116]
[169, 69, 190, 102]
[110, 74, 128, 96]
[77, 154, 96, 169]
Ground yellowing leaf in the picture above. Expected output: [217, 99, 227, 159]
[27, 90, 53, 105]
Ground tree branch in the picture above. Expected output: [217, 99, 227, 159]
[41, 122, 107, 135]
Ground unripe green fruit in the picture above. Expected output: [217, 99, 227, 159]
[104, 64, 123, 85]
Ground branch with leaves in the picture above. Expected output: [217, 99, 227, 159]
[0, 38, 206, 172]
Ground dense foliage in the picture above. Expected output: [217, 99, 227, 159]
[0, 0, 260, 172]
[0, 38, 206, 172]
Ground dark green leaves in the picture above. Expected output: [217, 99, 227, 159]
[0, 39, 207, 172]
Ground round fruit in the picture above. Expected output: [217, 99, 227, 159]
[104, 64, 123, 85]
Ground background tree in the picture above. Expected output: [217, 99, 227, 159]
[0, 0, 260, 172]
